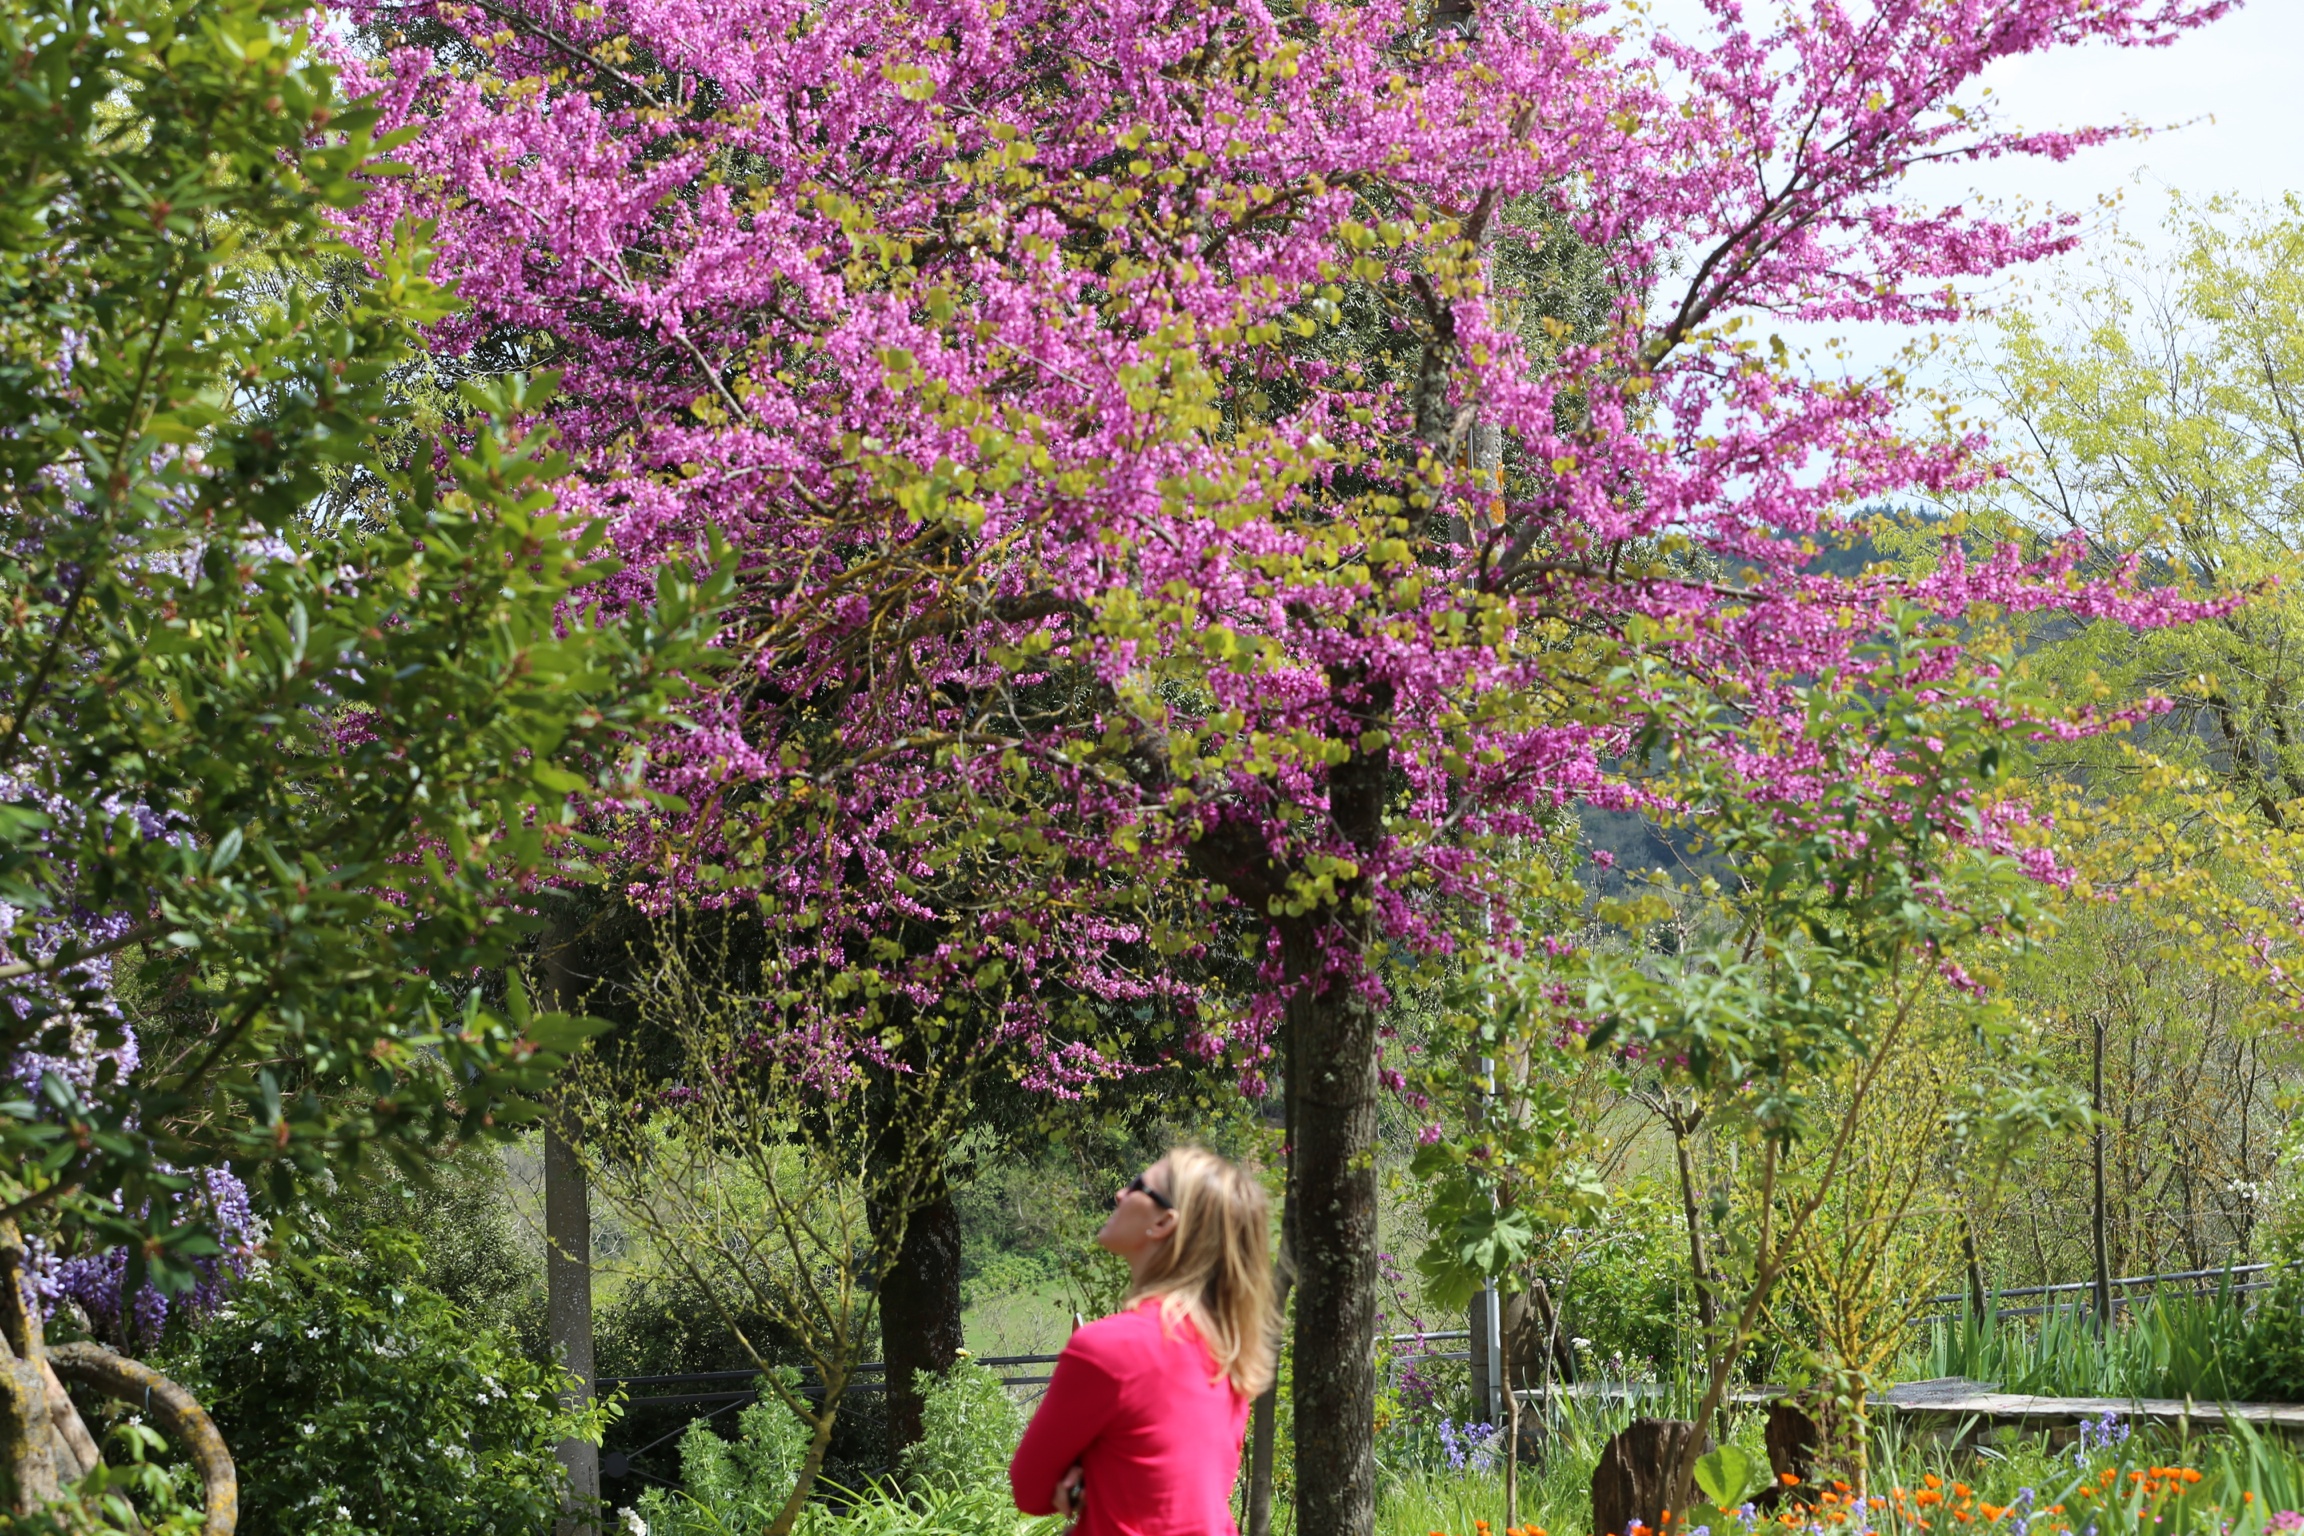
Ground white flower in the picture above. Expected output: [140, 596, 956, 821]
[337, 1508, 352, 1522]
[621, 1509, 649, 1536]
[306, 1325, 325, 1339]
[301, 1423, 317, 1437]
[251, 1341, 263, 1354]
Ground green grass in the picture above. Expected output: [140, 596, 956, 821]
[1908, 1284, 2277, 1401]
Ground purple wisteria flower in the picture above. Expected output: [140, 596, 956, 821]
[32, 1166, 261, 1344]
[4, 773, 257, 1343]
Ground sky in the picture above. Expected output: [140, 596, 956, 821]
[1628, 0, 2304, 389]
[1897, 0, 2304, 247]
[1634, 0, 2304, 229]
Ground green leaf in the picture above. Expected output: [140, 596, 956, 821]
[1694, 1444, 1767, 1510]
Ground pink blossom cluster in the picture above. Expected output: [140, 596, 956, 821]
[336, 0, 2235, 1076]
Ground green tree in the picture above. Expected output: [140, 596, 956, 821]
[1926, 196, 2304, 1015]
[0, 0, 722, 1280]
[1890, 198, 2304, 1297]
[0, 0, 722, 1514]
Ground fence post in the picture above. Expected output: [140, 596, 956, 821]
[2091, 1011, 2113, 1335]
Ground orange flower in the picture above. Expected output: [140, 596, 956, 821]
[1782, 1474, 1803, 1488]
[1925, 1475, 1943, 1491]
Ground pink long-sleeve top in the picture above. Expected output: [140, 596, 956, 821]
[1009, 1298, 1251, 1536]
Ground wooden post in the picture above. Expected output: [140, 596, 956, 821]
[1248, 993, 1300, 1536]
[1247, 1267, 1290, 1536]
[2091, 1012, 2112, 1337]
[1961, 1219, 1987, 1320]
[542, 921, 598, 1535]
[1502, 1303, 1521, 1527]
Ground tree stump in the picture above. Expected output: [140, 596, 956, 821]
[1591, 1418, 1707, 1536]
[1758, 1400, 1821, 1509]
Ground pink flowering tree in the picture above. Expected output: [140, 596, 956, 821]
[343, 0, 2233, 1525]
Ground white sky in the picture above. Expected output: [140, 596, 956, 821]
[1629, 0, 2304, 389]
[1635, 0, 2303, 225]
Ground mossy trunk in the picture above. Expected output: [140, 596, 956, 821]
[879, 1177, 965, 1458]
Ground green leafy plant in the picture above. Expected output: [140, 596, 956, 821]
[631, 1392, 813, 1536]
[0, 0, 730, 1288]
[162, 1228, 604, 1536]
[631, 1367, 1037, 1536]
[1693, 1444, 1773, 1514]
[898, 1360, 1027, 1496]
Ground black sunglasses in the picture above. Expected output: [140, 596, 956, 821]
[1117, 1172, 1172, 1211]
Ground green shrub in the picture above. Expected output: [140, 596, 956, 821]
[826, 1481, 1052, 1536]
[625, 1364, 1032, 1536]
[2240, 1260, 2304, 1402]
[630, 1390, 812, 1536]
[308, 1146, 543, 1352]
[165, 1228, 602, 1536]
[899, 1361, 1027, 1495]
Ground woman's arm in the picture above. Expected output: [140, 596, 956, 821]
[1009, 1341, 1122, 1514]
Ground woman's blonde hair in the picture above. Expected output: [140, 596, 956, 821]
[1127, 1145, 1277, 1397]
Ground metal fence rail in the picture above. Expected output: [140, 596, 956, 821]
[1917, 1264, 2275, 1321]
[600, 1270, 2290, 1479]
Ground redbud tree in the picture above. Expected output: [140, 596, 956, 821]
[345, 0, 2232, 1526]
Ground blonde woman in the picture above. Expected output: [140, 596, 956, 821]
[1009, 1147, 1277, 1535]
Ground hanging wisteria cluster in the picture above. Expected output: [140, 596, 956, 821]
[2, 775, 258, 1342]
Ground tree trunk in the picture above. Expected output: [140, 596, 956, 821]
[2, 1223, 223, 1531]
[767, 1374, 849, 1536]
[1, 1218, 59, 1515]
[1667, 1108, 1718, 1354]
[1504, 1281, 1575, 1390]
[1247, 1267, 1291, 1536]
[1284, 909, 1382, 1536]
[881, 1177, 965, 1459]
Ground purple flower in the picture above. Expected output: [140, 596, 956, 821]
[36, 1165, 260, 1345]
[2074, 1411, 2128, 1461]
[1436, 1418, 1501, 1475]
